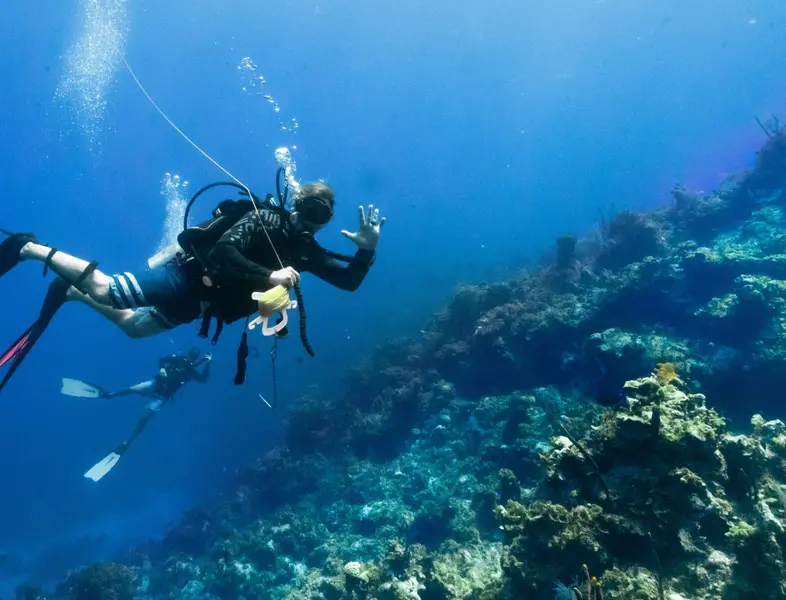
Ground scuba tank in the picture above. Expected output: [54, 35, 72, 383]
[147, 243, 181, 270]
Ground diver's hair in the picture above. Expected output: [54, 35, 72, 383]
[293, 181, 335, 210]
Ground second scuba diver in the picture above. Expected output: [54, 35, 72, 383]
[0, 180, 386, 392]
[66, 348, 213, 481]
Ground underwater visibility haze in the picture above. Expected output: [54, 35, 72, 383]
[2, 0, 786, 598]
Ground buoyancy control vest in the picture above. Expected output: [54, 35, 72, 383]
[175, 176, 316, 390]
[177, 183, 280, 286]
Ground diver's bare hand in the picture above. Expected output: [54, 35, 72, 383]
[269, 267, 300, 288]
[342, 204, 386, 251]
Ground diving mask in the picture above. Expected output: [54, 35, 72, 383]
[298, 196, 333, 225]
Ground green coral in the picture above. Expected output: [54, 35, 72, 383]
[725, 520, 757, 541]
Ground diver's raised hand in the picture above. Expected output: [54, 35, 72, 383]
[269, 266, 300, 289]
[341, 204, 386, 251]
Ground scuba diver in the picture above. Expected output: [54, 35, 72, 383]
[61, 347, 212, 400]
[68, 348, 213, 481]
[0, 178, 385, 392]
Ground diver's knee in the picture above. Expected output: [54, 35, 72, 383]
[65, 285, 82, 303]
[67, 279, 111, 306]
[88, 279, 111, 304]
[122, 308, 168, 339]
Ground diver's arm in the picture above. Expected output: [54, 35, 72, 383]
[191, 354, 211, 368]
[208, 242, 273, 288]
[307, 203, 382, 291]
[206, 212, 275, 287]
[306, 247, 376, 291]
[190, 360, 211, 383]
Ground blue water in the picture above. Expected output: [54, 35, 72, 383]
[0, 0, 784, 593]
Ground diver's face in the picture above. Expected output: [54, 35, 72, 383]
[295, 195, 333, 233]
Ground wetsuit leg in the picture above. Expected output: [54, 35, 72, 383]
[115, 401, 167, 455]
[67, 287, 172, 339]
[20, 242, 113, 303]
[105, 380, 157, 399]
[19, 245, 194, 337]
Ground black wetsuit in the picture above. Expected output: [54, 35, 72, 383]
[205, 207, 375, 323]
[156, 354, 211, 399]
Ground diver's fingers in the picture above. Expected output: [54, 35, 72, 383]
[372, 207, 380, 224]
[358, 205, 366, 227]
[367, 204, 376, 224]
[378, 216, 387, 229]
[341, 229, 355, 240]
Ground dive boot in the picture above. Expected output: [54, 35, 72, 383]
[0, 230, 36, 277]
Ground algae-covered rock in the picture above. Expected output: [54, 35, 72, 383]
[427, 542, 503, 600]
[496, 500, 610, 596]
[496, 369, 786, 599]
[601, 567, 662, 600]
[343, 560, 381, 587]
[376, 576, 425, 600]
[585, 329, 692, 381]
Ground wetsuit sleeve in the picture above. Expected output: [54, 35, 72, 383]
[207, 213, 273, 288]
[188, 358, 211, 383]
[306, 247, 376, 291]
[192, 362, 210, 383]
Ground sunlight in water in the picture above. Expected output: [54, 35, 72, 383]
[158, 172, 189, 252]
[55, 0, 128, 152]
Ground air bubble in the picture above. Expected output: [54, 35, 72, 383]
[55, 0, 129, 153]
[157, 172, 190, 252]
[237, 56, 302, 191]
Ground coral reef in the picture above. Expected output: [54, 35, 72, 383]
[46, 563, 137, 600]
[499, 370, 786, 598]
[22, 132, 786, 600]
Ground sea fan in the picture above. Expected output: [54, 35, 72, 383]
[655, 362, 681, 385]
[553, 579, 577, 600]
